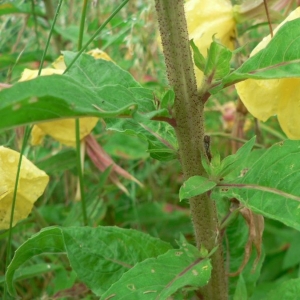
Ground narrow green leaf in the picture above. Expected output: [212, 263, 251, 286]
[101, 241, 211, 299]
[5, 227, 65, 296]
[214, 140, 300, 231]
[190, 39, 206, 71]
[61, 226, 172, 296]
[179, 176, 216, 201]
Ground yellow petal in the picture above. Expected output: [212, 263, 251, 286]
[31, 125, 46, 146]
[185, 0, 236, 85]
[36, 117, 99, 147]
[19, 68, 64, 82]
[24, 50, 114, 146]
[51, 55, 66, 70]
[0, 146, 49, 229]
[236, 7, 300, 133]
[235, 78, 282, 121]
[87, 48, 113, 61]
[277, 78, 300, 139]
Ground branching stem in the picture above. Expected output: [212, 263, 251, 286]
[154, 1, 227, 299]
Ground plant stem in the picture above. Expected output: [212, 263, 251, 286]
[154, 1, 227, 299]
[43, 0, 63, 53]
[64, 0, 129, 74]
[75, 0, 90, 226]
[4, 126, 32, 300]
[39, 0, 63, 75]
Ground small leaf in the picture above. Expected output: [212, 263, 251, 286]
[179, 176, 216, 201]
[190, 39, 206, 72]
[204, 38, 232, 80]
[218, 136, 256, 178]
[161, 89, 175, 110]
[101, 242, 211, 299]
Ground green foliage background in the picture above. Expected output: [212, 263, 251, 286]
[1, 1, 300, 299]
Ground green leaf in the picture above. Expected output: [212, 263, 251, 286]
[213, 140, 300, 231]
[224, 214, 265, 298]
[101, 240, 211, 299]
[161, 89, 175, 110]
[0, 75, 136, 130]
[205, 38, 232, 80]
[0, 3, 44, 16]
[222, 19, 300, 86]
[63, 52, 141, 89]
[61, 226, 172, 296]
[6, 227, 66, 296]
[105, 118, 178, 162]
[0, 51, 52, 69]
[6, 226, 172, 297]
[190, 39, 206, 72]
[233, 275, 247, 300]
[282, 231, 300, 269]
[0, 52, 169, 130]
[217, 136, 256, 178]
[35, 149, 77, 174]
[148, 140, 177, 161]
[64, 53, 169, 120]
[179, 176, 216, 201]
[0, 263, 61, 285]
[265, 278, 300, 300]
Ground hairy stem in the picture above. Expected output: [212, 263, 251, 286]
[154, 1, 227, 299]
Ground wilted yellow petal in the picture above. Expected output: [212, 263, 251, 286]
[236, 7, 300, 138]
[185, 0, 236, 85]
[0, 146, 49, 229]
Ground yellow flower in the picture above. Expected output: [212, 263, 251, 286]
[185, 0, 236, 86]
[235, 8, 300, 139]
[21, 49, 112, 147]
[0, 146, 49, 229]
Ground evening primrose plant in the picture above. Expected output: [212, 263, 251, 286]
[3, 0, 300, 299]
